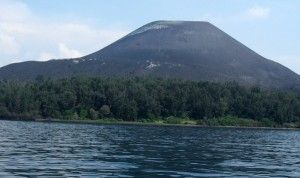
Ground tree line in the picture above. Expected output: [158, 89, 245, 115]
[0, 77, 299, 124]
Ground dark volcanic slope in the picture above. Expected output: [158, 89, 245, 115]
[0, 20, 299, 89]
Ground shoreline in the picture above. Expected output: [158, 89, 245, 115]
[0, 117, 300, 130]
[1, 117, 298, 130]
[46, 119, 300, 130]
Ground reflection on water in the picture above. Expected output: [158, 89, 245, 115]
[0, 120, 299, 177]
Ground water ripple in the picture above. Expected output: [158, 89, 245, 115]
[0, 120, 299, 177]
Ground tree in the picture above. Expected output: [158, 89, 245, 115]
[89, 108, 99, 120]
[0, 76, 298, 124]
[99, 105, 111, 117]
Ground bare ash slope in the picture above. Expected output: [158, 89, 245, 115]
[0, 21, 299, 89]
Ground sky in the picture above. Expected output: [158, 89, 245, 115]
[0, 0, 299, 74]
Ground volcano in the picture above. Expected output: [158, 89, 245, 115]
[0, 20, 299, 89]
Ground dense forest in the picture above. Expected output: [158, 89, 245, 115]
[0, 77, 299, 125]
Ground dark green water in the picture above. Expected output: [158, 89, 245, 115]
[0, 120, 299, 177]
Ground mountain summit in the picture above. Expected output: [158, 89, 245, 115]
[0, 20, 299, 89]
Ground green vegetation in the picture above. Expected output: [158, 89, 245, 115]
[0, 77, 299, 127]
[39, 116, 299, 128]
[140, 116, 198, 125]
[197, 116, 273, 127]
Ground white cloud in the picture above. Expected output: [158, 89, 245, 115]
[0, 0, 128, 67]
[39, 43, 82, 60]
[0, 33, 20, 55]
[246, 6, 270, 19]
[58, 43, 82, 58]
[194, 6, 271, 25]
[0, 0, 32, 22]
[39, 52, 56, 61]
